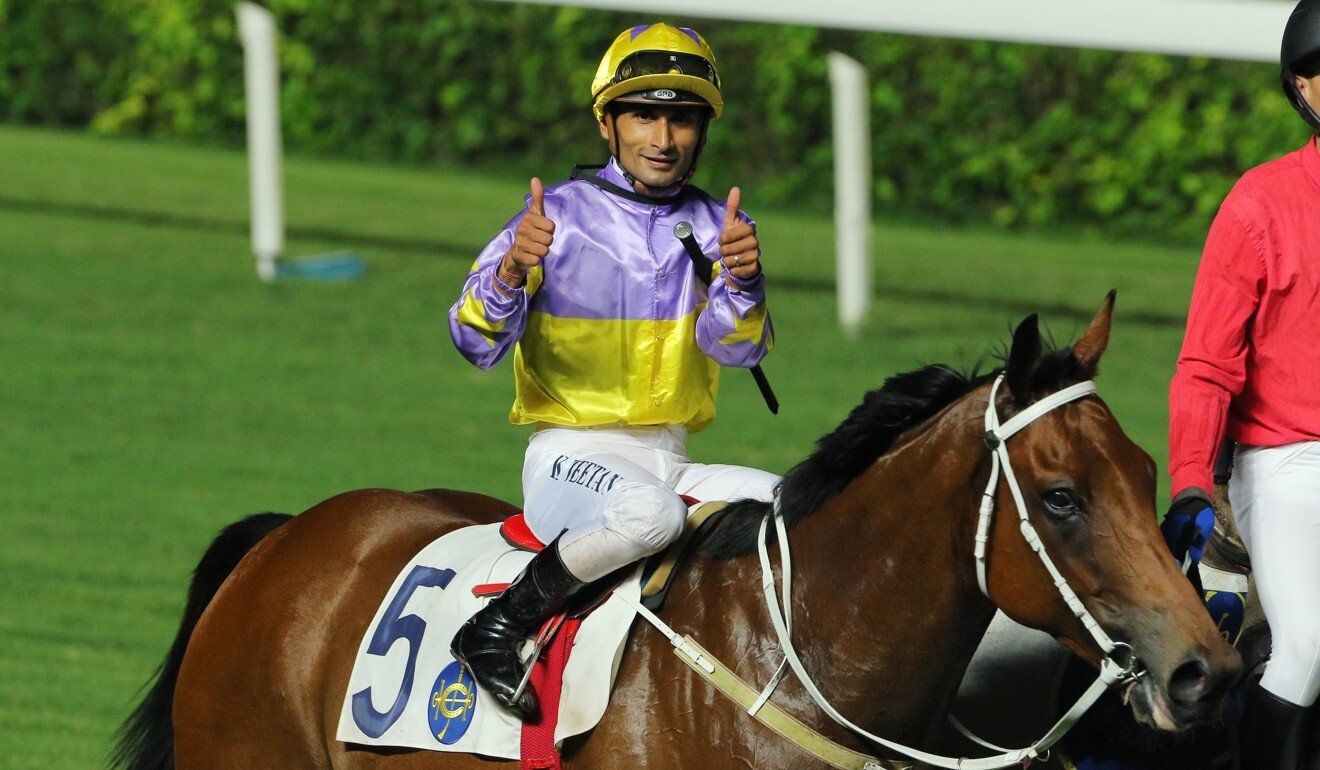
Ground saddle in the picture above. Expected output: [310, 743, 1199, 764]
[496, 499, 731, 611]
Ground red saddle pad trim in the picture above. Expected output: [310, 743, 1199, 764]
[520, 617, 582, 770]
[472, 582, 510, 597]
[500, 513, 546, 553]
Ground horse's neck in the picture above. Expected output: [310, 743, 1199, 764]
[756, 391, 996, 741]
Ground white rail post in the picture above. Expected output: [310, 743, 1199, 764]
[828, 52, 872, 338]
[237, 1, 285, 282]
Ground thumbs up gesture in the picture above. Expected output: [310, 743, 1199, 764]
[718, 187, 761, 281]
[498, 178, 555, 290]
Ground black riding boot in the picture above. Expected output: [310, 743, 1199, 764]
[1239, 681, 1311, 770]
[450, 540, 588, 721]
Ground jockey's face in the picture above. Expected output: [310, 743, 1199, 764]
[599, 105, 705, 194]
[1297, 71, 1320, 115]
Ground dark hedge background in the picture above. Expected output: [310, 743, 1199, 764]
[2, 0, 1310, 242]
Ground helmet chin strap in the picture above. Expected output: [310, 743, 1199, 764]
[1285, 73, 1320, 133]
[604, 111, 639, 187]
[681, 116, 710, 185]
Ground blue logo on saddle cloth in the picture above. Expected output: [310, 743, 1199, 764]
[427, 662, 478, 745]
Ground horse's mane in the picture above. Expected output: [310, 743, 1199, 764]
[701, 346, 1087, 560]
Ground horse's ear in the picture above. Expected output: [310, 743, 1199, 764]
[1073, 290, 1116, 378]
[1005, 313, 1041, 402]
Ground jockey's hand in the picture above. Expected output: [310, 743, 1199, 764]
[497, 178, 554, 292]
[1162, 487, 1215, 574]
[719, 186, 761, 282]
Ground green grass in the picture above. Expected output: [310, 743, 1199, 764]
[0, 124, 1203, 768]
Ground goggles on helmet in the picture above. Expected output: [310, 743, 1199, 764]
[610, 51, 719, 91]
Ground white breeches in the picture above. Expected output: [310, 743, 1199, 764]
[1230, 441, 1320, 706]
[521, 425, 780, 582]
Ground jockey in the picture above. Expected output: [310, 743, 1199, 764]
[447, 23, 778, 720]
[1168, 1, 1320, 766]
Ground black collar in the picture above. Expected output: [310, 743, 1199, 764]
[570, 164, 690, 205]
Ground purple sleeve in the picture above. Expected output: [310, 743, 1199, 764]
[447, 213, 529, 370]
[695, 211, 774, 367]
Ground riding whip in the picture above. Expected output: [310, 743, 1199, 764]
[674, 221, 779, 414]
[1213, 436, 1236, 486]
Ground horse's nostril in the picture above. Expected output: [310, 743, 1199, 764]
[1168, 657, 1211, 706]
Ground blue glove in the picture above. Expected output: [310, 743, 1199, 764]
[1160, 496, 1216, 574]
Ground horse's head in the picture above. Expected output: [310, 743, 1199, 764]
[983, 292, 1240, 731]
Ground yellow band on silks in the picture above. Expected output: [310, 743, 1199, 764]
[719, 300, 771, 348]
[510, 310, 721, 431]
[454, 267, 545, 349]
[454, 292, 506, 349]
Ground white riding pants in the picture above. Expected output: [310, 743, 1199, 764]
[521, 425, 780, 582]
[1230, 441, 1320, 706]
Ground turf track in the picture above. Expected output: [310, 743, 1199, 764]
[0, 124, 1203, 767]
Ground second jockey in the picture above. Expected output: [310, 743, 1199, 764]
[447, 23, 778, 720]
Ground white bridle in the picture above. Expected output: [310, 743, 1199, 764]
[750, 374, 1145, 769]
[975, 376, 1115, 639]
[621, 374, 1148, 769]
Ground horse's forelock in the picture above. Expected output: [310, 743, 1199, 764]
[1028, 347, 1091, 397]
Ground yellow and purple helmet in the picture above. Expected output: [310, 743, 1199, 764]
[591, 23, 723, 122]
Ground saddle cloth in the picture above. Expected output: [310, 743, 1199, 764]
[334, 521, 642, 758]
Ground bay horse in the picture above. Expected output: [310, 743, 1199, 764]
[115, 295, 1240, 769]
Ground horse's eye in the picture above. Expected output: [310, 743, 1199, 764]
[1042, 489, 1079, 516]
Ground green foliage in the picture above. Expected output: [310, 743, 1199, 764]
[0, 0, 135, 125]
[91, 0, 248, 139]
[1, 0, 1311, 241]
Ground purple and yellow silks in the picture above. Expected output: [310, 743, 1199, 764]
[449, 161, 773, 432]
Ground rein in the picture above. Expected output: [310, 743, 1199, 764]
[621, 375, 1146, 769]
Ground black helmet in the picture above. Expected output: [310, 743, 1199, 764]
[1282, 0, 1320, 132]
